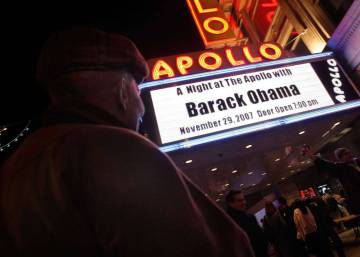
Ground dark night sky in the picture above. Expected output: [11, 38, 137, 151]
[2, 2, 203, 124]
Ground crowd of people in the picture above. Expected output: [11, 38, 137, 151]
[224, 145, 359, 257]
[226, 190, 353, 257]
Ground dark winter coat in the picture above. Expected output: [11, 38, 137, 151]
[0, 105, 254, 257]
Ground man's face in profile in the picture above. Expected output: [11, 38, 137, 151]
[120, 75, 145, 131]
[340, 150, 353, 163]
[229, 193, 247, 211]
[129, 79, 145, 131]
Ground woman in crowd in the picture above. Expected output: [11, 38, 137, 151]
[263, 201, 298, 257]
[293, 200, 334, 257]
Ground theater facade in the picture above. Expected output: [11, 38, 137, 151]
[139, 0, 360, 206]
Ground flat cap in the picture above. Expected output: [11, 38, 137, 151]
[36, 27, 149, 85]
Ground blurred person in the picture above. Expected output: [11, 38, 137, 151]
[322, 190, 349, 218]
[327, 196, 344, 219]
[337, 189, 350, 211]
[0, 28, 255, 257]
[306, 197, 346, 257]
[278, 197, 308, 257]
[263, 201, 298, 257]
[226, 190, 269, 257]
[293, 200, 334, 257]
[322, 190, 345, 207]
[302, 145, 360, 214]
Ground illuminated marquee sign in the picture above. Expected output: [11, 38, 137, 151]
[186, 0, 236, 48]
[140, 53, 360, 152]
[254, 0, 279, 38]
[148, 42, 283, 81]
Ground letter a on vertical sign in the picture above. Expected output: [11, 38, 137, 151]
[186, 0, 236, 48]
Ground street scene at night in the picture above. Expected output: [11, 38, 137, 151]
[1, 1, 359, 257]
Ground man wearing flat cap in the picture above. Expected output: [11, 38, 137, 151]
[0, 28, 254, 257]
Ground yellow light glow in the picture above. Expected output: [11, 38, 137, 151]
[243, 46, 262, 63]
[259, 43, 282, 60]
[186, 0, 209, 46]
[194, 0, 218, 13]
[203, 17, 228, 35]
[225, 49, 245, 66]
[152, 60, 175, 80]
[186, 0, 236, 47]
[198, 52, 222, 70]
[176, 56, 194, 75]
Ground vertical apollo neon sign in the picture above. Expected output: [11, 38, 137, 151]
[186, 0, 236, 48]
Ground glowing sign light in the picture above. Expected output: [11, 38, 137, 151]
[176, 56, 194, 75]
[149, 63, 336, 145]
[203, 17, 229, 34]
[260, 43, 282, 60]
[148, 42, 283, 81]
[140, 53, 360, 152]
[225, 49, 245, 66]
[243, 47, 263, 63]
[186, 0, 236, 48]
[152, 60, 175, 81]
[254, 0, 279, 38]
[198, 52, 223, 70]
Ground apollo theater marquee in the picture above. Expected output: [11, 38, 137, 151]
[139, 0, 360, 152]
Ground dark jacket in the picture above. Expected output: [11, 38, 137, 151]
[314, 157, 360, 213]
[227, 207, 268, 257]
[0, 105, 254, 257]
[278, 205, 297, 235]
[263, 212, 296, 257]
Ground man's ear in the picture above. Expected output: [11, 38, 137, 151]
[117, 78, 129, 111]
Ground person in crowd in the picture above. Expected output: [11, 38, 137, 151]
[263, 201, 298, 257]
[322, 190, 346, 207]
[302, 145, 360, 214]
[0, 28, 255, 257]
[278, 197, 308, 257]
[327, 196, 345, 219]
[322, 190, 350, 219]
[226, 190, 269, 257]
[293, 199, 334, 257]
[305, 197, 347, 257]
[337, 189, 350, 214]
